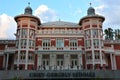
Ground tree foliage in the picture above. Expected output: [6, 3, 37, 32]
[114, 29, 120, 40]
[104, 28, 120, 40]
[104, 28, 114, 40]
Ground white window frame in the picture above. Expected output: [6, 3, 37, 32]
[93, 39, 99, 47]
[93, 29, 98, 37]
[70, 39, 77, 48]
[42, 39, 50, 49]
[42, 59, 50, 66]
[71, 59, 78, 66]
[56, 38, 64, 48]
[57, 59, 64, 66]
[95, 52, 100, 60]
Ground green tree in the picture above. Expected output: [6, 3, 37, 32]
[104, 28, 114, 40]
[114, 29, 120, 40]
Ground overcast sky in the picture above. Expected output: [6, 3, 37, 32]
[0, 0, 120, 39]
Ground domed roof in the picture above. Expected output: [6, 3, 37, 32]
[24, 3, 32, 15]
[87, 5, 95, 16]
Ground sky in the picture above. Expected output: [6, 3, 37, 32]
[0, 0, 120, 39]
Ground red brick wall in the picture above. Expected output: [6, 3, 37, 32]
[19, 64, 25, 70]
[34, 54, 38, 70]
[115, 56, 120, 70]
[64, 39, 69, 47]
[87, 64, 93, 69]
[92, 25, 97, 27]
[114, 44, 120, 50]
[95, 64, 100, 69]
[82, 54, 86, 69]
[8, 44, 15, 47]
[84, 25, 90, 29]
[0, 56, 3, 69]
[78, 38, 84, 46]
[51, 39, 56, 47]
[28, 64, 34, 70]
[36, 38, 42, 46]
[30, 25, 35, 28]
[0, 44, 5, 50]
[106, 54, 112, 69]
[104, 44, 111, 47]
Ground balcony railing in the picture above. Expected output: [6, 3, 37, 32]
[86, 59, 106, 64]
[0, 50, 4, 54]
[37, 30, 83, 35]
[104, 47, 114, 53]
[38, 46, 82, 51]
[4, 47, 16, 53]
[0, 40, 16, 44]
[104, 40, 120, 44]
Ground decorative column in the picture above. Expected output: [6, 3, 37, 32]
[37, 54, 42, 70]
[3, 54, 6, 69]
[90, 28, 95, 70]
[50, 53, 56, 70]
[6, 53, 9, 70]
[78, 53, 82, 70]
[64, 53, 70, 70]
[110, 53, 113, 70]
[113, 54, 116, 70]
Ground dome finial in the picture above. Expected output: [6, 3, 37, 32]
[87, 3, 95, 16]
[28, 2, 30, 6]
[89, 2, 92, 6]
[24, 2, 32, 15]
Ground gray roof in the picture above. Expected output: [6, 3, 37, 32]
[41, 21, 79, 28]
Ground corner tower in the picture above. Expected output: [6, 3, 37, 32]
[79, 5, 105, 69]
[14, 4, 41, 70]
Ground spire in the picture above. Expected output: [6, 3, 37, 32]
[24, 2, 32, 15]
[28, 2, 30, 6]
[89, 2, 92, 6]
[87, 3, 95, 16]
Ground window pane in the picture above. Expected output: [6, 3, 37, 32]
[56, 39, 64, 48]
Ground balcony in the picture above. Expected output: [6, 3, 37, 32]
[4, 47, 16, 54]
[0, 40, 16, 44]
[104, 47, 114, 53]
[104, 40, 120, 44]
[86, 59, 106, 64]
[0, 50, 4, 55]
[37, 46, 82, 52]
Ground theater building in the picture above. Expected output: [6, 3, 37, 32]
[0, 4, 120, 80]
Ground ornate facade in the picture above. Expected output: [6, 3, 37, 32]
[0, 5, 120, 71]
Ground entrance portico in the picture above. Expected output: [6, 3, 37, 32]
[37, 51, 83, 70]
[3, 53, 14, 70]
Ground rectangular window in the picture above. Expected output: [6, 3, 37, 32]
[42, 59, 49, 66]
[21, 40, 26, 48]
[70, 39, 77, 47]
[57, 59, 64, 66]
[29, 40, 34, 48]
[85, 40, 90, 48]
[16, 40, 19, 48]
[28, 53, 33, 61]
[22, 39, 26, 48]
[71, 59, 78, 66]
[29, 29, 35, 38]
[93, 29, 98, 37]
[95, 52, 100, 59]
[17, 30, 20, 37]
[56, 39, 64, 48]
[43, 39, 50, 50]
[86, 53, 92, 60]
[85, 30, 90, 37]
[20, 52, 25, 60]
[93, 39, 99, 47]
[101, 40, 104, 48]
[21, 29, 27, 37]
